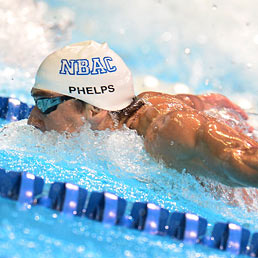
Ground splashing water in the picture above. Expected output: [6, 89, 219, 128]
[205, 107, 258, 139]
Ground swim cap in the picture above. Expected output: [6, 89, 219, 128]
[33, 40, 135, 111]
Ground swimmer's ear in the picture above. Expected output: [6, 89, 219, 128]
[74, 100, 101, 116]
[74, 99, 87, 113]
[91, 106, 102, 116]
[84, 103, 103, 117]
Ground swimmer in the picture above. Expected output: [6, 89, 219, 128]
[28, 40, 258, 189]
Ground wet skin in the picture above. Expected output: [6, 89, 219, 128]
[28, 90, 258, 188]
[28, 89, 114, 132]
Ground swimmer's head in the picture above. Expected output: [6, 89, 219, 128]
[33, 40, 135, 111]
[28, 40, 136, 133]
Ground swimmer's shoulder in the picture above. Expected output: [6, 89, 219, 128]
[137, 91, 178, 105]
[136, 91, 190, 113]
[137, 91, 206, 112]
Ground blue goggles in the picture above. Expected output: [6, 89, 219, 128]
[33, 96, 73, 115]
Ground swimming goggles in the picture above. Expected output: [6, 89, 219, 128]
[33, 96, 74, 115]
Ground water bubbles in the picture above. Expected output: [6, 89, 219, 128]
[54, 240, 62, 247]
[24, 72, 31, 78]
[143, 75, 159, 89]
[124, 250, 133, 257]
[27, 241, 36, 248]
[97, 235, 103, 241]
[125, 234, 134, 241]
[153, 126, 158, 132]
[246, 63, 252, 69]
[8, 232, 15, 240]
[205, 79, 209, 86]
[184, 48, 191, 55]
[174, 83, 190, 94]
[76, 245, 85, 253]
[23, 228, 30, 234]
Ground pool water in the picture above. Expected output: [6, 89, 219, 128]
[0, 113, 257, 257]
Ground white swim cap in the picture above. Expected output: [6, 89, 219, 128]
[33, 40, 135, 111]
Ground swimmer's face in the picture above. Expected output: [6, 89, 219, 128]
[28, 89, 114, 133]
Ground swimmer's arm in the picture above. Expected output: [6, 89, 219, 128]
[200, 120, 258, 187]
[143, 109, 258, 187]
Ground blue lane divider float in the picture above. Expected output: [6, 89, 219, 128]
[85, 191, 126, 225]
[129, 202, 169, 235]
[0, 167, 256, 257]
[0, 169, 44, 203]
[38, 182, 88, 216]
[167, 212, 207, 244]
[0, 96, 257, 257]
[202, 222, 250, 255]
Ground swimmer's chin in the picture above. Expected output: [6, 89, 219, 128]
[27, 117, 46, 132]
